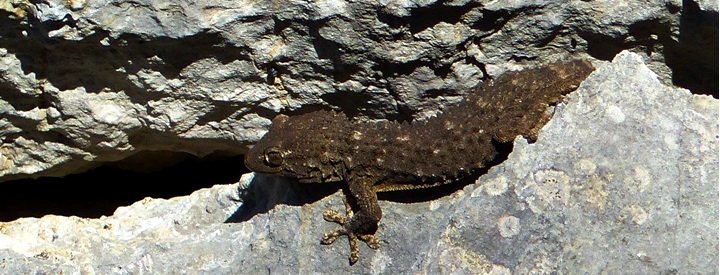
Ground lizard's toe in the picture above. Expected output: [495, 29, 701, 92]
[323, 209, 345, 224]
[358, 233, 380, 249]
[321, 228, 345, 245]
[348, 233, 360, 265]
[320, 206, 378, 264]
[321, 209, 347, 245]
[321, 224, 362, 265]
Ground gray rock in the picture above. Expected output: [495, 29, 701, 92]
[0, 51, 716, 273]
[696, 0, 719, 11]
[1, 0, 716, 180]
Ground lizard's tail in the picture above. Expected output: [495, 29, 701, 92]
[491, 59, 596, 142]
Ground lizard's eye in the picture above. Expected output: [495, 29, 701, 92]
[264, 147, 283, 167]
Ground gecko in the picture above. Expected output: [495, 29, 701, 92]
[244, 59, 595, 264]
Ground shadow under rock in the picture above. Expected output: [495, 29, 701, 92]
[225, 174, 340, 223]
[0, 152, 246, 222]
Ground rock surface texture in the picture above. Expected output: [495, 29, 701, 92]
[0, 0, 717, 180]
[0, 0, 718, 273]
[0, 51, 717, 273]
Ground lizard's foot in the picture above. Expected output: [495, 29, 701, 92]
[321, 209, 380, 264]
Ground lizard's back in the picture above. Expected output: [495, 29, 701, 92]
[339, 59, 595, 191]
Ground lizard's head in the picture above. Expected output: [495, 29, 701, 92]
[244, 111, 348, 183]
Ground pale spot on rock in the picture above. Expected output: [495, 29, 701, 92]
[575, 158, 597, 175]
[519, 169, 571, 213]
[488, 265, 511, 275]
[474, 176, 508, 197]
[663, 135, 679, 150]
[605, 105, 625, 123]
[626, 204, 649, 225]
[89, 101, 126, 125]
[624, 167, 652, 192]
[582, 175, 608, 210]
[428, 200, 441, 211]
[497, 215, 520, 238]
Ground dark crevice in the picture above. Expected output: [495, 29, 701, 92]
[1, 125, 78, 150]
[578, 19, 664, 61]
[265, 66, 279, 84]
[114, 32, 253, 78]
[0, 152, 247, 222]
[578, 8, 718, 97]
[250, 104, 284, 121]
[665, 0, 718, 97]
[465, 56, 490, 81]
[277, 103, 336, 118]
[470, 9, 516, 35]
[372, 59, 422, 78]
[665, 1, 682, 14]
[534, 27, 564, 48]
[192, 104, 244, 127]
[272, 17, 292, 35]
[432, 62, 454, 78]
[628, 19, 674, 57]
[509, 53, 539, 62]
[0, 80, 51, 112]
[390, 105, 416, 124]
[191, 101, 278, 128]
[372, 58, 456, 79]
[577, 30, 625, 61]
[319, 90, 376, 118]
[377, 2, 483, 34]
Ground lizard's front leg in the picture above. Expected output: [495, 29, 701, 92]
[321, 178, 381, 264]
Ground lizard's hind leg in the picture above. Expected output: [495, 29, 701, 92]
[321, 189, 380, 265]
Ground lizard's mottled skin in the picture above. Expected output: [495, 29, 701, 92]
[245, 59, 595, 264]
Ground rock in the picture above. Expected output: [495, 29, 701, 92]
[449, 51, 718, 273]
[1, 0, 716, 180]
[0, 51, 716, 273]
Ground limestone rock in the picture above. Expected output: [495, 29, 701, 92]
[0, 51, 715, 273]
[1, 0, 716, 180]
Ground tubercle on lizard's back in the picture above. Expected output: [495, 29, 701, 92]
[244, 59, 595, 186]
